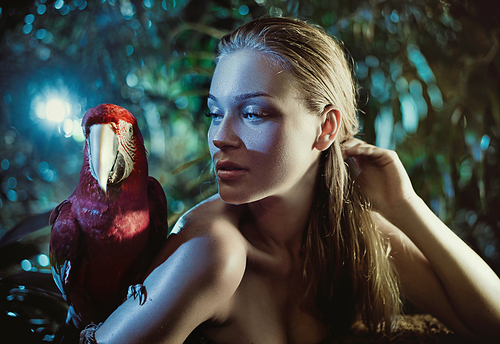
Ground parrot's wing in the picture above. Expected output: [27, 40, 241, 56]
[147, 176, 169, 247]
[49, 199, 81, 303]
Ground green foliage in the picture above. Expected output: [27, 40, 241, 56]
[0, 0, 498, 275]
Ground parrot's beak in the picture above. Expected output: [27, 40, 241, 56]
[88, 124, 118, 195]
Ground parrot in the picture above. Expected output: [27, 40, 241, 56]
[49, 104, 168, 333]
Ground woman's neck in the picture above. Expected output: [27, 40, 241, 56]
[243, 167, 318, 256]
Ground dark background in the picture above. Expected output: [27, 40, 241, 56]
[0, 0, 499, 293]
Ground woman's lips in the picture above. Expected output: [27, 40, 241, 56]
[215, 160, 248, 181]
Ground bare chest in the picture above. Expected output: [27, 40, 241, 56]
[203, 266, 327, 344]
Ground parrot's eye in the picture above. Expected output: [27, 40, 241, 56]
[123, 123, 133, 138]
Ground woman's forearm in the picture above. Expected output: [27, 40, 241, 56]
[384, 195, 500, 337]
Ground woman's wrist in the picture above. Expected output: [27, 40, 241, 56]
[377, 192, 423, 229]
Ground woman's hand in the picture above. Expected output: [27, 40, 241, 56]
[343, 139, 500, 338]
[342, 138, 417, 217]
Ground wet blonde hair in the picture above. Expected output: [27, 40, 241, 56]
[218, 17, 401, 335]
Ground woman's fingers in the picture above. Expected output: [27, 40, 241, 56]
[342, 138, 395, 167]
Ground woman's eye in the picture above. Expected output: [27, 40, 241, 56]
[205, 112, 223, 123]
[242, 112, 267, 120]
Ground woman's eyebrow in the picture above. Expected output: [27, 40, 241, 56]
[207, 92, 273, 102]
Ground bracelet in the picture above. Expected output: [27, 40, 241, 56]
[79, 322, 103, 344]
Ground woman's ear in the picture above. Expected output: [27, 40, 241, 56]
[314, 105, 341, 151]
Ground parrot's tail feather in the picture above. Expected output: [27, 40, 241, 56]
[66, 305, 83, 329]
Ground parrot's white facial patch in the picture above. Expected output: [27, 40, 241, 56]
[112, 120, 135, 182]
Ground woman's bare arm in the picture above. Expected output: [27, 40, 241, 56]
[93, 214, 246, 344]
[343, 138, 500, 338]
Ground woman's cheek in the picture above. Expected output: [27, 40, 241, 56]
[243, 124, 280, 154]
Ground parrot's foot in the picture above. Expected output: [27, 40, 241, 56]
[127, 284, 147, 305]
[79, 322, 102, 344]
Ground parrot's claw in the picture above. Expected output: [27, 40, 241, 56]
[127, 284, 147, 305]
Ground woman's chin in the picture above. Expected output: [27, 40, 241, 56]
[218, 189, 256, 206]
[218, 194, 246, 206]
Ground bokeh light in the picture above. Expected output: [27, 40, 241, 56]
[21, 259, 33, 271]
[37, 254, 50, 267]
[41, 98, 69, 122]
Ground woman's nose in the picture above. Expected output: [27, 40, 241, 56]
[211, 116, 241, 150]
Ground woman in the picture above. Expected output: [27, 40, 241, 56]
[85, 17, 500, 343]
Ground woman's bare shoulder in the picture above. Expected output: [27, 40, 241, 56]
[171, 193, 245, 239]
[151, 193, 247, 276]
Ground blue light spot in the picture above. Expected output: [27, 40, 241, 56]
[239, 5, 249, 16]
[126, 44, 134, 56]
[175, 96, 189, 109]
[485, 244, 496, 258]
[443, 173, 455, 198]
[39, 47, 51, 61]
[427, 84, 443, 109]
[171, 200, 185, 214]
[55, 0, 64, 10]
[365, 55, 379, 68]
[1, 159, 9, 170]
[390, 10, 399, 23]
[39, 161, 49, 174]
[143, 0, 153, 9]
[60, 5, 70, 15]
[375, 106, 394, 149]
[409, 80, 428, 118]
[23, 24, 33, 35]
[409, 79, 422, 95]
[25, 14, 35, 24]
[126, 73, 139, 87]
[43, 169, 55, 182]
[36, 29, 47, 40]
[355, 61, 368, 80]
[395, 77, 408, 93]
[37, 4, 47, 15]
[480, 135, 490, 150]
[393, 121, 406, 144]
[400, 94, 418, 134]
[14, 152, 27, 167]
[121, 1, 135, 19]
[21, 259, 32, 271]
[7, 312, 19, 318]
[407, 44, 435, 84]
[38, 254, 50, 267]
[7, 190, 17, 202]
[370, 67, 386, 99]
[7, 177, 17, 189]
[430, 199, 440, 216]
[18, 190, 28, 201]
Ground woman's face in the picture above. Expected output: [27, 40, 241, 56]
[207, 50, 323, 205]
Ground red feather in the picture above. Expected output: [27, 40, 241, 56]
[49, 104, 168, 327]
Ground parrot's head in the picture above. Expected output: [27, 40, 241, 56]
[82, 104, 147, 195]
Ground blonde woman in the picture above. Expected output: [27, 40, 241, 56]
[86, 17, 500, 343]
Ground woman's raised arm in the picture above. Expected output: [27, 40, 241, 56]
[343, 138, 500, 338]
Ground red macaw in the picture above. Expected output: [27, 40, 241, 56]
[49, 104, 168, 329]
